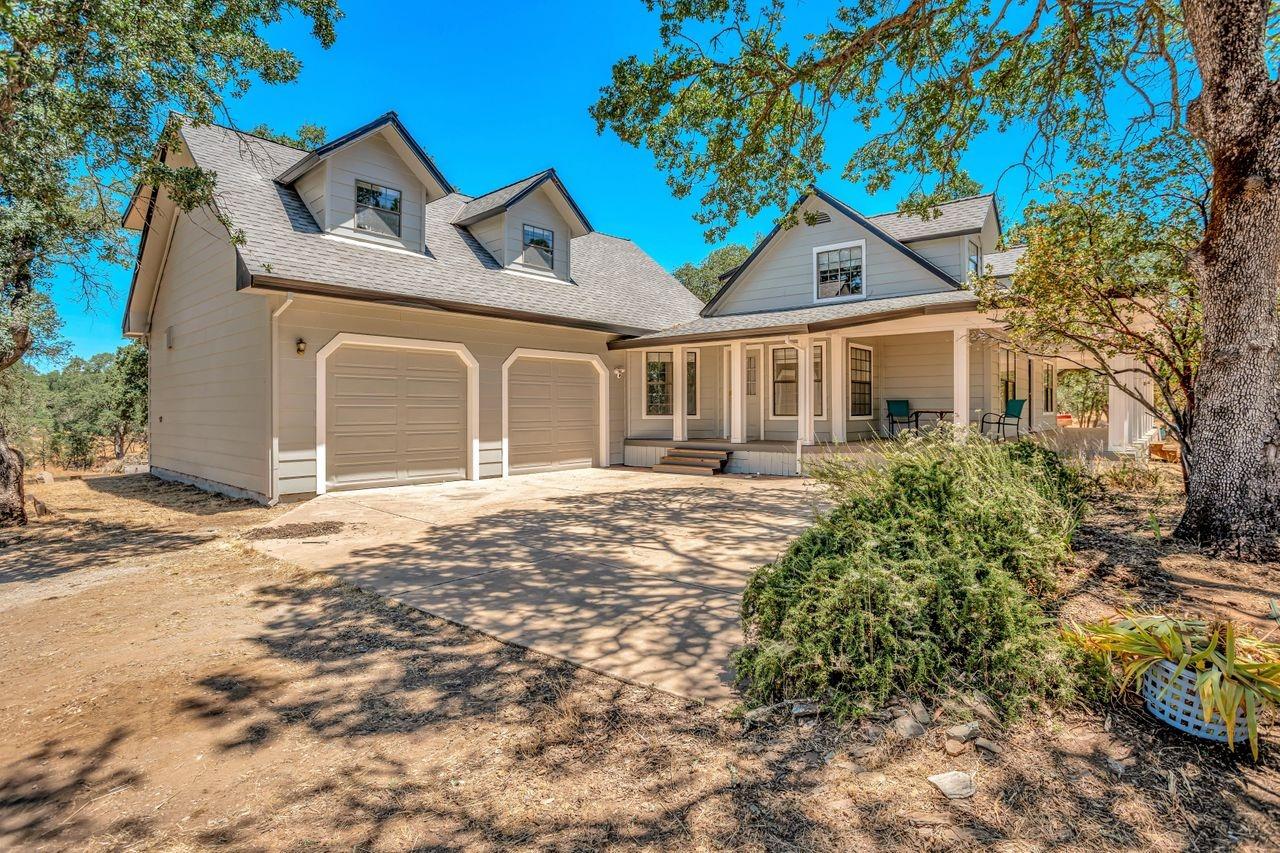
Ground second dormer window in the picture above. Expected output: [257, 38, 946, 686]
[355, 180, 401, 238]
[522, 224, 554, 270]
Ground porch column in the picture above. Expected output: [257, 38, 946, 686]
[1107, 355, 1132, 452]
[672, 344, 687, 442]
[952, 329, 971, 432]
[831, 333, 848, 443]
[729, 340, 746, 443]
[797, 334, 815, 444]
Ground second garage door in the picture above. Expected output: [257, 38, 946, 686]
[326, 345, 468, 490]
[507, 356, 599, 475]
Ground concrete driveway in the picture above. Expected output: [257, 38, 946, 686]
[249, 468, 818, 702]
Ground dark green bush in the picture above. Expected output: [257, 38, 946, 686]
[735, 436, 1094, 720]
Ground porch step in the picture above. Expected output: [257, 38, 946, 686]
[658, 455, 724, 471]
[653, 462, 718, 476]
[666, 448, 730, 462]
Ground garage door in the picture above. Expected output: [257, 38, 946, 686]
[326, 345, 467, 490]
[507, 357, 599, 475]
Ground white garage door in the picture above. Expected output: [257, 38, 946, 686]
[507, 357, 599, 475]
[326, 345, 467, 490]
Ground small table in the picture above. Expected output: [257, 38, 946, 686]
[910, 409, 954, 430]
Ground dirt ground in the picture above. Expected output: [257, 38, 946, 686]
[2, 468, 1279, 851]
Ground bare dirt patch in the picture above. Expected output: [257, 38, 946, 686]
[242, 520, 345, 541]
[0, 471, 1277, 850]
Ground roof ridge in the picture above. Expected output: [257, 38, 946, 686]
[465, 168, 554, 203]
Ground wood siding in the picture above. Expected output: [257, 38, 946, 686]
[149, 206, 270, 499]
[712, 195, 955, 315]
[324, 133, 427, 253]
[468, 213, 506, 265]
[503, 185, 573, 282]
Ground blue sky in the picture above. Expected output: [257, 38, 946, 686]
[52, 0, 1045, 362]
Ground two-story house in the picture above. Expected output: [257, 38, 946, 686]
[122, 111, 1153, 502]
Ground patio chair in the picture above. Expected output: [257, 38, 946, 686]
[886, 399, 917, 437]
[981, 399, 1027, 440]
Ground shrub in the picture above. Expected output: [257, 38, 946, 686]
[735, 433, 1095, 721]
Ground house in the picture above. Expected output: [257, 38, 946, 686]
[122, 111, 1154, 502]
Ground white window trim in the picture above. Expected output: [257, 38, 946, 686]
[812, 341, 827, 420]
[966, 237, 982, 280]
[685, 350, 701, 419]
[812, 239, 868, 304]
[501, 348, 609, 478]
[314, 333, 480, 495]
[848, 342, 875, 421]
[520, 222, 556, 272]
[640, 349, 675, 420]
[354, 178, 403, 239]
[767, 344, 800, 421]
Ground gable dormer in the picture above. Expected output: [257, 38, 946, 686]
[276, 112, 453, 254]
[453, 169, 591, 283]
[702, 190, 963, 316]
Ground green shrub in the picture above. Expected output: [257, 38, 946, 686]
[735, 434, 1094, 721]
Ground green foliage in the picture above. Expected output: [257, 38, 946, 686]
[672, 243, 751, 302]
[1057, 369, 1108, 427]
[735, 435, 1097, 720]
[976, 135, 1203, 449]
[0, 0, 343, 369]
[592, 1, 1193, 240]
[0, 360, 53, 465]
[248, 122, 329, 149]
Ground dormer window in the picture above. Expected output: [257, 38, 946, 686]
[522, 224, 554, 270]
[355, 180, 402, 238]
[967, 238, 982, 279]
[813, 240, 865, 301]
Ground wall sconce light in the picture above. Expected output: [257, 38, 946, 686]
[296, 338, 307, 356]
[613, 367, 626, 379]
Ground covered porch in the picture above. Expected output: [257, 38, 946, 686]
[613, 308, 1064, 476]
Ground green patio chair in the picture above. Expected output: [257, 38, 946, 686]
[981, 399, 1027, 440]
[886, 399, 917, 437]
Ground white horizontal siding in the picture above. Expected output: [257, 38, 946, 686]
[325, 132, 426, 253]
[503, 186, 572, 282]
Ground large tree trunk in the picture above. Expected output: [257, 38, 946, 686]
[0, 426, 27, 527]
[1176, 0, 1280, 560]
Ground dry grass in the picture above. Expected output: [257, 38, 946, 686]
[0, 471, 1277, 850]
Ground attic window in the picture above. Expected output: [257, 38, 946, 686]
[813, 240, 866, 301]
[355, 180, 401, 237]
[522, 224, 554, 270]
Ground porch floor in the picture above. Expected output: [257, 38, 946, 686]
[623, 437, 883, 456]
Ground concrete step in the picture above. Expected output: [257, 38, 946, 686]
[653, 463, 718, 476]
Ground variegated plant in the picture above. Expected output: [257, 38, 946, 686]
[1065, 613, 1280, 759]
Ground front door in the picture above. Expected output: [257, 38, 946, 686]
[746, 347, 763, 441]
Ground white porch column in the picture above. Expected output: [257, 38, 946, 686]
[672, 344, 687, 442]
[1107, 355, 1132, 452]
[797, 334, 814, 444]
[952, 329, 971, 432]
[729, 340, 746, 443]
[831, 333, 848, 443]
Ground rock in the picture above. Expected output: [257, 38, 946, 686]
[908, 700, 930, 724]
[1106, 756, 1134, 776]
[890, 706, 908, 719]
[946, 721, 980, 742]
[904, 810, 950, 827]
[37, 471, 54, 485]
[928, 771, 976, 800]
[743, 702, 787, 727]
[943, 739, 969, 756]
[974, 737, 1003, 756]
[846, 744, 876, 760]
[791, 701, 820, 719]
[892, 716, 926, 739]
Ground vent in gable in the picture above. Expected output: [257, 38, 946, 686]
[808, 212, 832, 225]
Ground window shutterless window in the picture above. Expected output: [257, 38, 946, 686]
[645, 352, 673, 416]
[772, 348, 798, 417]
[355, 181, 402, 237]
[522, 224, 555, 270]
[812, 344, 824, 418]
[746, 355, 757, 396]
[968, 239, 982, 279]
[1000, 349, 1017, 406]
[815, 243, 864, 300]
[1043, 363, 1055, 412]
[849, 345, 872, 418]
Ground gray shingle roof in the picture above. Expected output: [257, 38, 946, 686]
[453, 170, 546, 224]
[617, 289, 979, 346]
[867, 194, 995, 242]
[984, 245, 1026, 277]
[177, 121, 701, 334]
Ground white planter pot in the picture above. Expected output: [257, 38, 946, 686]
[1141, 659, 1247, 745]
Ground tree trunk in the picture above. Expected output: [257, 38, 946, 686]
[0, 426, 27, 527]
[1176, 0, 1280, 560]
